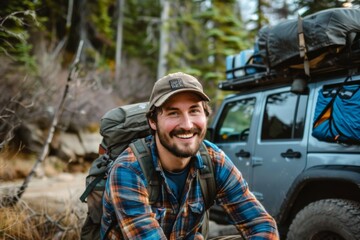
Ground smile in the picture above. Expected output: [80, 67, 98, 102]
[176, 133, 195, 139]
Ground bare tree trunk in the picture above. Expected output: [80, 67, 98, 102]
[79, 0, 95, 58]
[51, 0, 74, 60]
[257, 0, 262, 31]
[157, 0, 170, 79]
[2, 41, 84, 207]
[115, 0, 125, 82]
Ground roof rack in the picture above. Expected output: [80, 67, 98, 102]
[219, 64, 290, 91]
[219, 48, 360, 92]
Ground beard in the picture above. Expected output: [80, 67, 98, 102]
[156, 125, 206, 158]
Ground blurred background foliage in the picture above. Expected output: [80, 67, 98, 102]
[0, 0, 359, 153]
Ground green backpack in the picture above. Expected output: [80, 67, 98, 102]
[79, 102, 216, 240]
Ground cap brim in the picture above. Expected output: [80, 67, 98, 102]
[154, 89, 210, 107]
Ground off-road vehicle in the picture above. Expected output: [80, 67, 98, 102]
[208, 8, 360, 240]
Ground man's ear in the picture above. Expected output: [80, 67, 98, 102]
[148, 119, 157, 131]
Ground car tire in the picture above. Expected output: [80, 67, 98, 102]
[287, 199, 360, 240]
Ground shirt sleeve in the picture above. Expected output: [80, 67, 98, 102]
[107, 158, 167, 240]
[210, 146, 280, 239]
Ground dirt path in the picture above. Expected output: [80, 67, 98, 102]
[0, 173, 87, 213]
[1, 173, 85, 199]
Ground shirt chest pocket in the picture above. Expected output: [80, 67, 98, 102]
[181, 201, 205, 221]
[176, 201, 206, 238]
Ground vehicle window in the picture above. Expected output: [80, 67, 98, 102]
[261, 92, 307, 140]
[215, 98, 255, 143]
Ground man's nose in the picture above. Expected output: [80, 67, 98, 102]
[180, 114, 193, 130]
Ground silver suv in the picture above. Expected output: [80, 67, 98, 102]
[207, 69, 360, 239]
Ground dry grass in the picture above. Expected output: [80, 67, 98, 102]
[0, 152, 72, 182]
[0, 196, 85, 240]
[0, 153, 35, 181]
[0, 151, 88, 239]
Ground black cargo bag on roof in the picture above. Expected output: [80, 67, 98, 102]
[257, 8, 360, 72]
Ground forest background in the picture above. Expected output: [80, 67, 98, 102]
[1, 0, 359, 239]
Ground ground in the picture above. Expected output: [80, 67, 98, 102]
[1, 173, 238, 238]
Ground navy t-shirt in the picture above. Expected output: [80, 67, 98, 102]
[164, 165, 190, 202]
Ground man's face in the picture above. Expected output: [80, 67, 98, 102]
[150, 92, 208, 158]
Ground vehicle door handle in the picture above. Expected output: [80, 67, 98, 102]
[235, 149, 250, 158]
[281, 149, 301, 158]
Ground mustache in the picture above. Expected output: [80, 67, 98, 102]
[170, 127, 201, 137]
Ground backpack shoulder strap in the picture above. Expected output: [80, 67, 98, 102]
[198, 142, 216, 210]
[129, 138, 160, 204]
[197, 142, 216, 239]
[79, 154, 111, 203]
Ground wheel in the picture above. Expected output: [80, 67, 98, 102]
[287, 199, 360, 240]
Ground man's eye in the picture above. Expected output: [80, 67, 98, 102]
[190, 109, 201, 114]
[168, 112, 178, 116]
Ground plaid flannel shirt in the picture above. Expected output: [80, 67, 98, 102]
[101, 136, 279, 239]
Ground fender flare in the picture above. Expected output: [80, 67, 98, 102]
[276, 165, 360, 224]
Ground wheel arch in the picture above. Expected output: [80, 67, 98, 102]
[276, 165, 360, 232]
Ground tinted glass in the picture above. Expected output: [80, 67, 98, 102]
[261, 92, 307, 140]
[215, 98, 255, 143]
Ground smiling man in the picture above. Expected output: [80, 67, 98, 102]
[101, 72, 279, 239]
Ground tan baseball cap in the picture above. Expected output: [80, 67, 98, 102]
[149, 72, 210, 109]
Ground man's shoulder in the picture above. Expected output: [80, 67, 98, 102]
[113, 137, 157, 175]
[203, 139, 223, 155]
[111, 147, 142, 173]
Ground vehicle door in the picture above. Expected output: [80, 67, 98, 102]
[209, 93, 259, 183]
[251, 86, 308, 216]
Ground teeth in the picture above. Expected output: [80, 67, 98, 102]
[176, 134, 193, 139]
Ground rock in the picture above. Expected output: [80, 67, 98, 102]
[56, 131, 101, 161]
[58, 133, 83, 160]
[78, 130, 102, 155]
